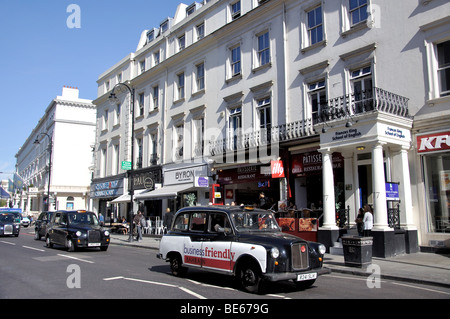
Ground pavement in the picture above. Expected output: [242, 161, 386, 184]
[109, 233, 450, 289]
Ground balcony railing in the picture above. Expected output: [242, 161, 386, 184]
[209, 87, 409, 156]
[209, 118, 314, 155]
[315, 87, 410, 123]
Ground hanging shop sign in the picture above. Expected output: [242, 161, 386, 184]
[417, 131, 450, 154]
[271, 160, 285, 178]
[91, 178, 123, 198]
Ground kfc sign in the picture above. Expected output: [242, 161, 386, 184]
[417, 131, 450, 153]
[271, 160, 285, 178]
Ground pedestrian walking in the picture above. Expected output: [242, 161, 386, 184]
[163, 207, 174, 232]
[363, 204, 373, 237]
[134, 211, 144, 241]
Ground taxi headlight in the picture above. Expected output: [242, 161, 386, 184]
[271, 247, 280, 259]
[75, 231, 82, 237]
[104, 230, 110, 236]
[318, 244, 326, 255]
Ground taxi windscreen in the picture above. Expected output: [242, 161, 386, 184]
[67, 212, 99, 226]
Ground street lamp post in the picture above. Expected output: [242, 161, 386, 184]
[33, 132, 53, 211]
[109, 82, 135, 242]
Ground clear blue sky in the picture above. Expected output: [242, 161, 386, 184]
[0, 0, 183, 180]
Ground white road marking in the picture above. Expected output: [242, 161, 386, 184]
[392, 282, 450, 296]
[0, 240, 16, 245]
[103, 276, 207, 299]
[23, 245, 45, 252]
[57, 254, 95, 264]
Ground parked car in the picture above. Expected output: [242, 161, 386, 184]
[0, 213, 20, 237]
[34, 211, 54, 240]
[45, 210, 110, 252]
[158, 205, 327, 293]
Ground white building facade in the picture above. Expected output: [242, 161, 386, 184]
[92, 0, 450, 255]
[16, 87, 96, 217]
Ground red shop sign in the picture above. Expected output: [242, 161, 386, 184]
[417, 131, 450, 153]
[271, 160, 285, 178]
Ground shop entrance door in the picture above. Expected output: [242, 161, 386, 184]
[358, 164, 372, 208]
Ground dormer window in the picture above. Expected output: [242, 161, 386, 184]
[147, 30, 154, 43]
[161, 20, 169, 33]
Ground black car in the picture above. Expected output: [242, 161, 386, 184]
[158, 205, 328, 293]
[45, 210, 110, 252]
[34, 211, 54, 240]
[0, 213, 20, 237]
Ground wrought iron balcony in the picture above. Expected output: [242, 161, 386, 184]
[208, 87, 409, 156]
[315, 87, 410, 124]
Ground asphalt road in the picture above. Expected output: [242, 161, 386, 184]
[1, 228, 449, 306]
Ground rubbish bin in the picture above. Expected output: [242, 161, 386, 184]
[341, 236, 373, 268]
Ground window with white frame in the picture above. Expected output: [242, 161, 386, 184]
[153, 50, 160, 66]
[231, 1, 241, 20]
[102, 109, 108, 131]
[228, 106, 242, 149]
[349, 0, 368, 26]
[307, 5, 323, 46]
[114, 103, 121, 126]
[350, 65, 373, 113]
[177, 72, 185, 100]
[136, 137, 143, 169]
[150, 133, 158, 165]
[139, 60, 146, 74]
[112, 144, 120, 175]
[138, 93, 145, 116]
[257, 97, 271, 143]
[231, 45, 241, 77]
[308, 80, 326, 123]
[152, 85, 159, 110]
[194, 118, 204, 157]
[195, 62, 205, 92]
[100, 147, 107, 177]
[175, 124, 184, 160]
[117, 72, 122, 84]
[196, 23, 204, 41]
[437, 40, 450, 97]
[178, 34, 185, 51]
[257, 31, 270, 67]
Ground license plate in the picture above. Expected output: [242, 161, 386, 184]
[296, 273, 317, 281]
[88, 243, 101, 247]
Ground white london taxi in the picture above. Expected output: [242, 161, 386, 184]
[158, 205, 328, 293]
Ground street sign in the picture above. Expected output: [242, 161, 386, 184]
[121, 161, 132, 170]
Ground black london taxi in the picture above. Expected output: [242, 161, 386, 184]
[34, 211, 54, 240]
[158, 205, 328, 293]
[0, 213, 20, 237]
[45, 210, 110, 252]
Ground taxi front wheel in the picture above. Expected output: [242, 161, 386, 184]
[238, 262, 264, 294]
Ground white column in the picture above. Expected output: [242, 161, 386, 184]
[372, 143, 389, 230]
[321, 149, 338, 229]
[393, 147, 416, 230]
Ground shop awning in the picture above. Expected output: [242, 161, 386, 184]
[111, 189, 146, 203]
[135, 184, 194, 200]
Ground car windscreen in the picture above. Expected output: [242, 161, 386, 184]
[0, 214, 15, 223]
[231, 211, 280, 232]
[67, 212, 99, 226]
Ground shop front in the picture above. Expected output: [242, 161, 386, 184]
[416, 130, 450, 248]
[316, 112, 418, 257]
[135, 163, 210, 214]
[215, 163, 280, 208]
[90, 175, 125, 223]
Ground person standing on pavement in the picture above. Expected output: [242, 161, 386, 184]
[163, 207, 174, 233]
[355, 208, 364, 236]
[134, 211, 144, 241]
[363, 204, 373, 237]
